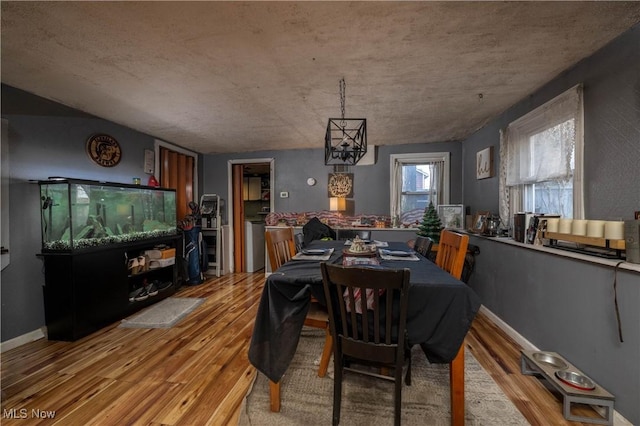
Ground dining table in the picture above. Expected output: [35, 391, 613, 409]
[248, 239, 481, 425]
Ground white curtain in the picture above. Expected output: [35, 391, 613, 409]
[431, 160, 445, 205]
[505, 85, 582, 185]
[498, 128, 511, 228]
[390, 159, 402, 219]
[502, 85, 584, 219]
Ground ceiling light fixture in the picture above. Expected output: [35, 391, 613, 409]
[324, 78, 367, 166]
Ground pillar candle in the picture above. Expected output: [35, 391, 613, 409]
[559, 219, 573, 234]
[546, 218, 559, 233]
[587, 220, 605, 238]
[605, 221, 625, 240]
[572, 219, 588, 236]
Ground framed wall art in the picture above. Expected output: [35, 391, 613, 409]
[437, 204, 464, 230]
[476, 146, 494, 179]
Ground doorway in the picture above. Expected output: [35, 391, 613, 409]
[227, 158, 274, 273]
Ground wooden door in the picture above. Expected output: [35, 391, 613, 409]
[232, 164, 245, 272]
[159, 147, 195, 221]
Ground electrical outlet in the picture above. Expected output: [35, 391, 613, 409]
[280, 191, 289, 198]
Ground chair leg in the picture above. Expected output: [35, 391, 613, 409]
[394, 365, 403, 426]
[405, 350, 412, 386]
[269, 380, 281, 412]
[333, 358, 343, 425]
[450, 345, 465, 426]
[318, 328, 333, 377]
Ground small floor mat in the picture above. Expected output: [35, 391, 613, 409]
[119, 297, 204, 329]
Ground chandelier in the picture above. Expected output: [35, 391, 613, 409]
[324, 78, 367, 165]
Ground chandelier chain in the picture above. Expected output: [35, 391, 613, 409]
[325, 77, 366, 166]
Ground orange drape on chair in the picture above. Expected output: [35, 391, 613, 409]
[160, 147, 194, 221]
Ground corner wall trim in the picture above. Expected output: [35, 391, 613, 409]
[1, 327, 45, 353]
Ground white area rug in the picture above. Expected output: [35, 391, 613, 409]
[119, 297, 204, 329]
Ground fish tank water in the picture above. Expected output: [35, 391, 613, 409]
[39, 179, 177, 252]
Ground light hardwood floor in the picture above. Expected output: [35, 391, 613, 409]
[2, 273, 603, 425]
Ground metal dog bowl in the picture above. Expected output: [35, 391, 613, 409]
[532, 352, 568, 369]
[555, 370, 596, 391]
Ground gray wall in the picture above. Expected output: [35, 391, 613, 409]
[461, 26, 640, 424]
[203, 143, 463, 217]
[463, 26, 640, 219]
[1, 85, 165, 342]
[470, 237, 639, 425]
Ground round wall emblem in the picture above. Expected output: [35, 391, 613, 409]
[86, 134, 122, 167]
[328, 173, 353, 198]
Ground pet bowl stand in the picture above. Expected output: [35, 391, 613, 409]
[521, 350, 614, 425]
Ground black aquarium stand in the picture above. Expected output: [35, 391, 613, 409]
[41, 235, 179, 341]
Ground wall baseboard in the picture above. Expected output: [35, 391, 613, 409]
[480, 305, 632, 426]
[0, 327, 45, 353]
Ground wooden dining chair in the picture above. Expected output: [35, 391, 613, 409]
[434, 229, 469, 426]
[413, 235, 434, 258]
[320, 263, 412, 426]
[435, 230, 469, 280]
[265, 227, 297, 270]
[264, 227, 333, 410]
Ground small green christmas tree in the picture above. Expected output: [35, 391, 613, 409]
[417, 203, 443, 242]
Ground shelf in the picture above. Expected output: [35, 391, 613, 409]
[200, 194, 221, 277]
[128, 264, 174, 278]
[543, 232, 625, 250]
[42, 236, 178, 341]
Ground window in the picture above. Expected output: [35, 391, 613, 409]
[500, 85, 584, 226]
[390, 152, 450, 221]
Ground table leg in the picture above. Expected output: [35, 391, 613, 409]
[450, 345, 465, 426]
[269, 380, 281, 412]
[318, 329, 333, 378]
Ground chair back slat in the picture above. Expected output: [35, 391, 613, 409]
[265, 227, 296, 271]
[321, 263, 411, 365]
[373, 290, 381, 344]
[434, 230, 469, 280]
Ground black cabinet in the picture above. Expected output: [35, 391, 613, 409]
[42, 236, 179, 341]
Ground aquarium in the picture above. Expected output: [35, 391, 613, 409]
[39, 179, 177, 251]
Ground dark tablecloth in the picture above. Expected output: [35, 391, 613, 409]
[248, 240, 481, 383]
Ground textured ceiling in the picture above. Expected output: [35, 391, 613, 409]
[2, 2, 640, 155]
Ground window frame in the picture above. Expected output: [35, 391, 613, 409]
[390, 152, 450, 220]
